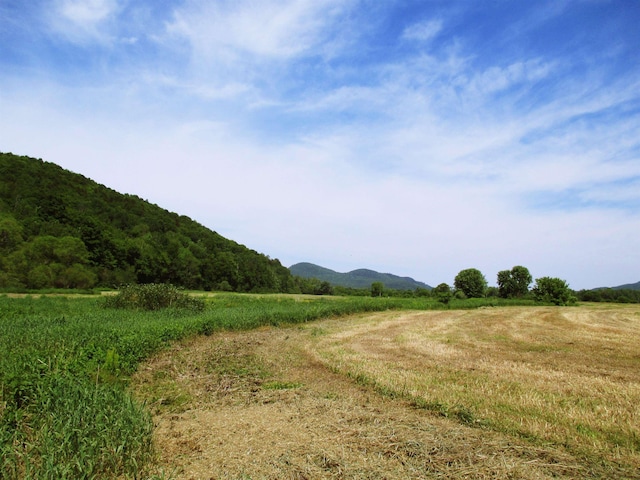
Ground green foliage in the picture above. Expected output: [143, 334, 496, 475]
[104, 283, 205, 312]
[454, 268, 487, 298]
[576, 288, 640, 303]
[0, 297, 165, 479]
[433, 282, 452, 305]
[0, 213, 23, 251]
[371, 281, 384, 297]
[293, 276, 335, 295]
[0, 152, 295, 293]
[1, 374, 153, 479]
[532, 277, 576, 305]
[497, 266, 532, 298]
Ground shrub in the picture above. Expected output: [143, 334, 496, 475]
[104, 283, 205, 312]
[532, 277, 576, 306]
[433, 283, 452, 305]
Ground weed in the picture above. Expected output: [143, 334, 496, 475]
[262, 381, 303, 390]
[104, 283, 205, 312]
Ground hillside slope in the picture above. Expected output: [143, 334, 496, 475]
[290, 262, 431, 290]
[0, 152, 294, 292]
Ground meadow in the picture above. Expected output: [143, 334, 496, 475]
[306, 306, 640, 478]
[0, 292, 449, 479]
[1, 293, 638, 479]
[132, 303, 640, 479]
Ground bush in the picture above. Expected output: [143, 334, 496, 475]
[104, 283, 205, 312]
[532, 277, 576, 306]
[433, 283, 452, 305]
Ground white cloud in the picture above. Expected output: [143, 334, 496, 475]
[58, 0, 117, 24]
[165, 0, 351, 60]
[461, 59, 554, 96]
[157, 0, 359, 104]
[402, 19, 442, 43]
[48, 0, 120, 43]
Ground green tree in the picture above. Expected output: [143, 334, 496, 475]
[0, 213, 23, 251]
[317, 281, 334, 296]
[497, 265, 532, 298]
[454, 268, 487, 298]
[53, 236, 91, 266]
[532, 277, 576, 305]
[371, 281, 384, 297]
[433, 283, 452, 304]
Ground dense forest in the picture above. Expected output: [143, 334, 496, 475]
[0, 153, 296, 292]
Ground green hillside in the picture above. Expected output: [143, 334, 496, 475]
[290, 262, 432, 291]
[0, 152, 295, 292]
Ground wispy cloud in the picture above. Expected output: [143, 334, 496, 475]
[164, 0, 354, 63]
[48, 0, 120, 44]
[402, 19, 442, 43]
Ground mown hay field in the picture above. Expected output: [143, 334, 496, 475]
[135, 304, 640, 479]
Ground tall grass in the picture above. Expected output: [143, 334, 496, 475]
[1, 292, 472, 478]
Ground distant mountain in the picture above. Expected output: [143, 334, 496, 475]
[591, 281, 640, 291]
[289, 262, 431, 291]
[611, 281, 640, 291]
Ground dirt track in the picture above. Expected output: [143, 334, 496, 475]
[132, 312, 588, 479]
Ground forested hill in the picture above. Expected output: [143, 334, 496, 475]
[289, 262, 432, 290]
[612, 281, 640, 290]
[0, 152, 295, 292]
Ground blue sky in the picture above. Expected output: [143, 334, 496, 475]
[1, 0, 639, 289]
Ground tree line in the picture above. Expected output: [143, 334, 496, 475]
[432, 266, 577, 305]
[575, 288, 640, 304]
[427, 267, 638, 305]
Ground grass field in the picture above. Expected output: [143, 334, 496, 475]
[0, 293, 443, 479]
[134, 304, 640, 479]
[1, 294, 638, 478]
[307, 305, 640, 477]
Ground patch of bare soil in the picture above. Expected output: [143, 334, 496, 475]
[131, 318, 590, 480]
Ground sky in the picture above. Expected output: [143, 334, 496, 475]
[1, 0, 639, 290]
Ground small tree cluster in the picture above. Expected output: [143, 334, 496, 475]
[293, 277, 334, 295]
[447, 266, 575, 306]
[497, 266, 532, 298]
[371, 281, 384, 297]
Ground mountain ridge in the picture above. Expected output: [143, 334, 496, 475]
[289, 262, 432, 291]
[593, 281, 640, 291]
